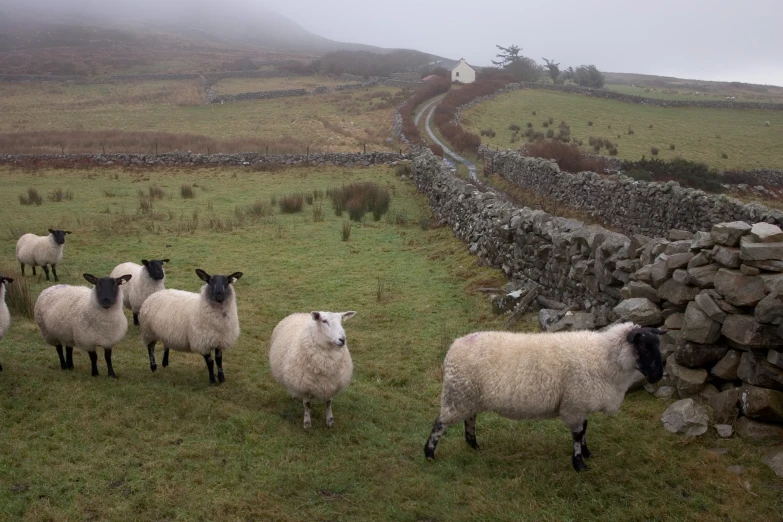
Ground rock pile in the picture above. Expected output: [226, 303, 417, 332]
[613, 221, 783, 445]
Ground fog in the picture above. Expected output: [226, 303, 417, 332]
[3, 0, 782, 86]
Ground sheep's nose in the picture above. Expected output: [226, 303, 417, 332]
[336, 337, 346, 347]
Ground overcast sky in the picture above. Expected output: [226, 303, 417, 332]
[5, 0, 782, 86]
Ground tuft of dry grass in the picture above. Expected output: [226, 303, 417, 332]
[19, 187, 42, 206]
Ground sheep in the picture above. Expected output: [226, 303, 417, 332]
[269, 311, 356, 428]
[0, 275, 13, 371]
[424, 323, 664, 472]
[110, 259, 169, 326]
[139, 269, 242, 385]
[34, 273, 132, 377]
[16, 229, 71, 282]
[766, 121, 771, 126]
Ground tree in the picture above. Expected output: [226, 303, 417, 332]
[504, 57, 541, 83]
[491, 44, 522, 67]
[572, 65, 605, 88]
[542, 58, 560, 84]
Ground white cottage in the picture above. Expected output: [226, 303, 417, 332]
[451, 58, 476, 84]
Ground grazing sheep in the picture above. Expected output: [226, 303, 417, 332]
[269, 311, 356, 428]
[16, 229, 71, 282]
[0, 276, 13, 371]
[424, 323, 664, 471]
[34, 273, 132, 377]
[140, 269, 242, 385]
[110, 259, 169, 326]
[766, 121, 771, 126]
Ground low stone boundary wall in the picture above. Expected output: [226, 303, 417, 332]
[0, 152, 409, 168]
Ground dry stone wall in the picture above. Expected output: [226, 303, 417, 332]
[482, 149, 783, 237]
[613, 222, 783, 440]
[0, 152, 408, 168]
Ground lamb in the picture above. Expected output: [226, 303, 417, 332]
[34, 273, 132, 377]
[140, 269, 242, 385]
[0, 275, 13, 371]
[110, 259, 169, 326]
[424, 323, 664, 472]
[269, 311, 356, 428]
[16, 229, 71, 282]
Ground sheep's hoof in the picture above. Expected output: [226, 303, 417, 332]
[150, 364, 157, 373]
[572, 456, 588, 472]
[424, 446, 436, 461]
[108, 373, 118, 379]
[303, 419, 312, 429]
[582, 446, 591, 459]
[326, 417, 334, 428]
[218, 371, 225, 383]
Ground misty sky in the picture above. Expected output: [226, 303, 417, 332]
[5, 0, 782, 86]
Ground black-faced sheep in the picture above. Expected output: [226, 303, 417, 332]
[110, 259, 169, 326]
[0, 276, 13, 371]
[34, 273, 133, 377]
[139, 269, 242, 385]
[424, 323, 664, 471]
[16, 229, 71, 282]
[269, 311, 356, 428]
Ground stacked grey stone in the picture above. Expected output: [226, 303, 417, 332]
[409, 150, 640, 325]
[211, 89, 308, 104]
[0, 152, 409, 168]
[483, 149, 783, 237]
[613, 221, 783, 442]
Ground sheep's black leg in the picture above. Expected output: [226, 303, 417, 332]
[51, 264, 59, 282]
[0, 361, 3, 371]
[571, 424, 588, 472]
[20, 263, 25, 276]
[580, 420, 591, 459]
[66, 346, 74, 369]
[32, 266, 37, 276]
[215, 348, 225, 383]
[303, 400, 312, 429]
[464, 414, 479, 450]
[105, 348, 116, 378]
[147, 342, 157, 372]
[162, 348, 169, 368]
[42, 265, 50, 281]
[133, 313, 139, 326]
[424, 416, 448, 460]
[203, 353, 216, 385]
[89, 351, 99, 376]
[55, 344, 67, 369]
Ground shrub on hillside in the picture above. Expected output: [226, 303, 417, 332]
[329, 182, 390, 222]
[620, 157, 723, 192]
[429, 143, 444, 157]
[524, 140, 608, 174]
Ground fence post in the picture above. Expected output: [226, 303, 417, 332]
[266, 145, 269, 156]
[307, 146, 309, 157]
[207, 147, 210, 156]
[61, 144, 64, 155]
[155, 142, 158, 155]
[363, 143, 366, 154]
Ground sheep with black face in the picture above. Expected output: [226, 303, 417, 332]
[0, 276, 13, 371]
[110, 259, 169, 326]
[34, 273, 133, 377]
[139, 269, 242, 385]
[424, 323, 664, 471]
[16, 229, 71, 282]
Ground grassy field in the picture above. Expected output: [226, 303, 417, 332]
[605, 83, 781, 102]
[0, 165, 781, 521]
[211, 75, 357, 95]
[0, 82, 405, 153]
[462, 89, 783, 170]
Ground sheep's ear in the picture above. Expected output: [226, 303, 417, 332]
[195, 269, 210, 282]
[649, 328, 667, 336]
[311, 311, 321, 321]
[83, 274, 98, 285]
[1, 277, 12, 284]
[626, 329, 643, 346]
[116, 274, 132, 285]
[228, 272, 243, 284]
[342, 311, 356, 321]
[141, 259, 149, 266]
[48, 228, 56, 234]
[161, 259, 170, 264]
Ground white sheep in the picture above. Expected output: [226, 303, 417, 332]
[269, 311, 356, 428]
[0, 275, 13, 371]
[34, 273, 132, 377]
[16, 229, 71, 282]
[424, 323, 664, 471]
[766, 121, 771, 126]
[139, 269, 242, 385]
[110, 259, 169, 326]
